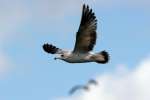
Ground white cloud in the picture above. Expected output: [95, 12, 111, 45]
[0, 2, 33, 78]
[56, 56, 150, 100]
[0, 0, 149, 37]
[0, 0, 28, 77]
[0, 0, 30, 43]
[0, 51, 12, 79]
[0, 0, 149, 42]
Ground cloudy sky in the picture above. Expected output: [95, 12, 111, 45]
[0, 0, 150, 100]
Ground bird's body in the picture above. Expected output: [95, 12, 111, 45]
[69, 85, 89, 95]
[69, 79, 98, 95]
[43, 4, 109, 64]
[56, 51, 108, 63]
[61, 52, 91, 63]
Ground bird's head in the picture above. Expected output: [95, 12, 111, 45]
[54, 52, 71, 60]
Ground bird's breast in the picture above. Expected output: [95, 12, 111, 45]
[63, 53, 92, 63]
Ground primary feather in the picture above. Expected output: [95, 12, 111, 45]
[73, 4, 97, 53]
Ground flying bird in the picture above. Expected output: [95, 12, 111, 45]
[43, 4, 109, 64]
[69, 79, 98, 95]
[88, 79, 98, 85]
[69, 85, 89, 95]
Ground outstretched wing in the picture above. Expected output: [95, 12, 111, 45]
[73, 4, 97, 53]
[88, 79, 98, 85]
[69, 85, 90, 95]
[43, 43, 63, 54]
[69, 85, 84, 95]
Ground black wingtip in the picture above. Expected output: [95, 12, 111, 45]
[83, 4, 89, 8]
[81, 3, 97, 26]
[43, 43, 58, 54]
[83, 3, 86, 7]
[96, 51, 109, 64]
[101, 51, 109, 63]
[88, 79, 98, 85]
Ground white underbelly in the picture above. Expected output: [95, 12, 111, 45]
[63, 54, 92, 63]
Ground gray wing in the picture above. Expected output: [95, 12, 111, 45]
[69, 85, 84, 95]
[88, 79, 98, 85]
[43, 43, 63, 54]
[73, 4, 97, 53]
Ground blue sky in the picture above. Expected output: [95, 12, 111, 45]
[0, 0, 150, 100]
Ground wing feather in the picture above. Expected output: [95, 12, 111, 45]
[88, 79, 98, 85]
[73, 4, 97, 53]
[69, 85, 84, 95]
[43, 43, 63, 54]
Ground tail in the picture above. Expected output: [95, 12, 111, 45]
[95, 51, 109, 64]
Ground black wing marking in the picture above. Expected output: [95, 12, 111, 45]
[88, 79, 98, 85]
[73, 4, 97, 53]
[43, 43, 61, 54]
[69, 79, 98, 95]
[69, 85, 89, 95]
[69, 85, 84, 95]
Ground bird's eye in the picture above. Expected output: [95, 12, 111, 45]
[61, 55, 64, 57]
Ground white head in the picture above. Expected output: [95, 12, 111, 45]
[54, 51, 71, 60]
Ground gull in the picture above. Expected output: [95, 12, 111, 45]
[69, 85, 89, 95]
[43, 4, 109, 64]
[69, 79, 98, 95]
[88, 79, 98, 85]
